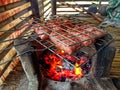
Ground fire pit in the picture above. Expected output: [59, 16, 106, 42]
[39, 48, 90, 82]
[15, 15, 117, 90]
[32, 34, 116, 90]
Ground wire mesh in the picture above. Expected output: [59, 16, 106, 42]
[0, 15, 113, 70]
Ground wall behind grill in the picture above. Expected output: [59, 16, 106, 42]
[0, 0, 34, 85]
[56, 0, 108, 15]
[0, 0, 52, 85]
[105, 27, 120, 78]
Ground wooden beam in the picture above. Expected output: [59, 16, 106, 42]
[0, 0, 21, 6]
[29, 0, 40, 18]
[51, 0, 56, 15]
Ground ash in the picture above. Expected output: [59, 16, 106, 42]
[41, 78, 86, 90]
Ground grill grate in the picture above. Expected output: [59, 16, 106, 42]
[24, 15, 114, 69]
[0, 15, 113, 68]
[32, 16, 105, 48]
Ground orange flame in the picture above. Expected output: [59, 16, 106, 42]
[74, 62, 83, 75]
[61, 50, 65, 54]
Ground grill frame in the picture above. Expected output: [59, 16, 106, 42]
[14, 14, 116, 90]
[21, 15, 113, 67]
[17, 15, 115, 81]
[14, 32, 116, 90]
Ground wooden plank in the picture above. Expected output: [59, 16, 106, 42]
[110, 68, 120, 73]
[111, 62, 120, 67]
[0, 57, 19, 85]
[44, 8, 51, 19]
[0, 0, 21, 6]
[0, 6, 5, 12]
[57, 7, 78, 12]
[0, 24, 33, 85]
[0, 17, 13, 28]
[0, 19, 33, 53]
[0, 28, 34, 80]
[0, 10, 32, 36]
[57, 12, 79, 15]
[5, 0, 27, 10]
[44, 12, 51, 20]
[44, 3, 51, 14]
[0, 2, 31, 22]
[43, 6, 51, 15]
[43, 0, 51, 6]
[57, 4, 90, 8]
[57, 0, 109, 5]
[0, 47, 16, 70]
[57, 0, 108, 1]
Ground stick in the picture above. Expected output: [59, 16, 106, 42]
[61, 2, 103, 22]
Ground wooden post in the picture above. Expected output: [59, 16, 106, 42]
[99, 0, 102, 8]
[51, 0, 56, 16]
[29, 0, 40, 18]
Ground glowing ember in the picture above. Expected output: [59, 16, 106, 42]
[40, 50, 91, 81]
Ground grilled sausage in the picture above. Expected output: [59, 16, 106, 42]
[33, 24, 51, 40]
[50, 31, 81, 54]
[79, 25, 106, 38]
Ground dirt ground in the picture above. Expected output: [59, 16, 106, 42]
[0, 62, 29, 90]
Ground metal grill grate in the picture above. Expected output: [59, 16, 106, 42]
[26, 15, 113, 69]
[0, 15, 114, 69]
[32, 16, 105, 46]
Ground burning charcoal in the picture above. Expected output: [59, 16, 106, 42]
[39, 49, 91, 81]
[60, 76, 66, 82]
